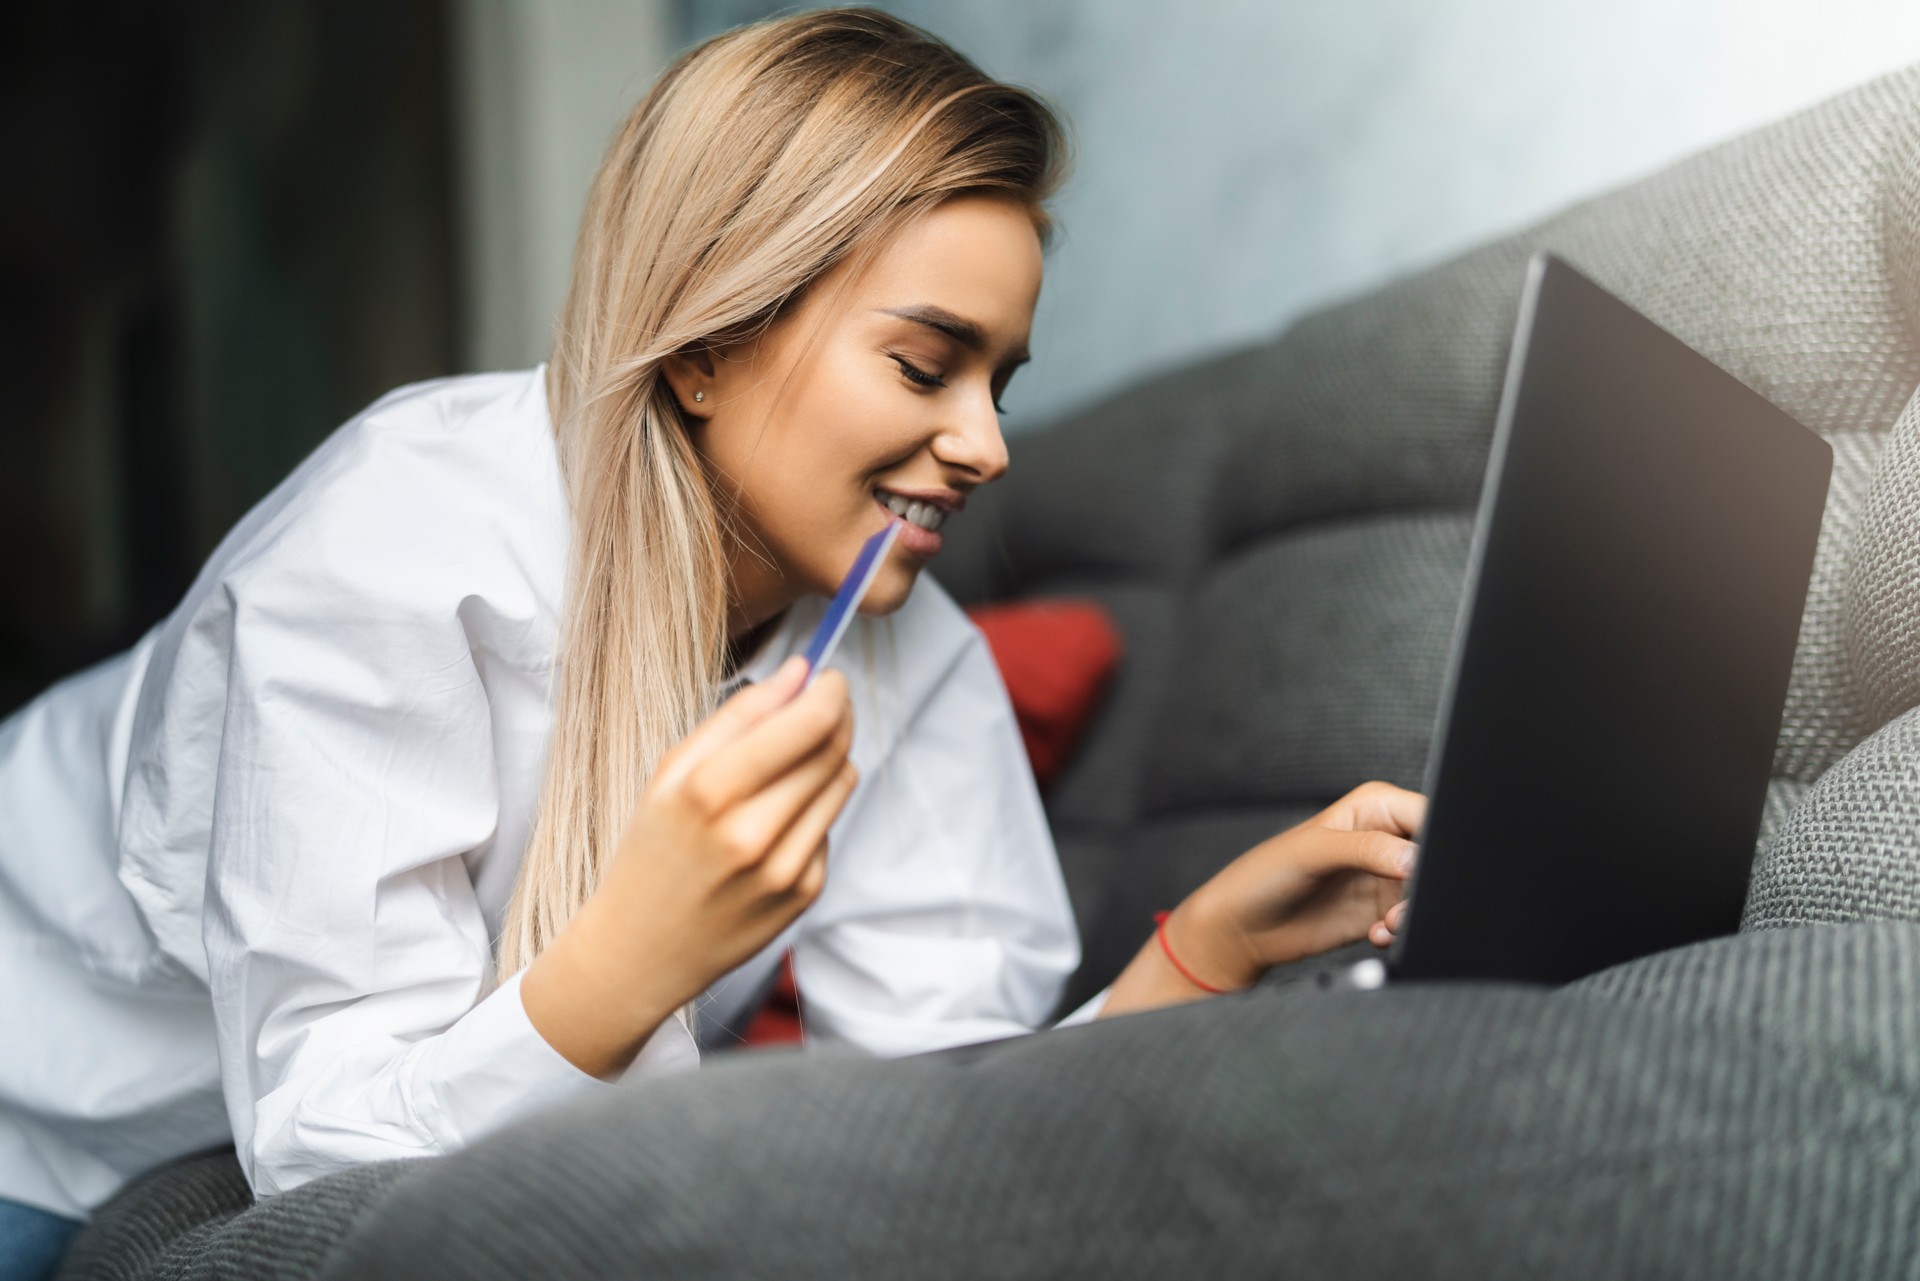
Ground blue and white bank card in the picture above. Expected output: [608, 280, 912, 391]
[799, 522, 901, 687]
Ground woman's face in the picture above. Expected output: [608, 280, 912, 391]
[664, 194, 1043, 636]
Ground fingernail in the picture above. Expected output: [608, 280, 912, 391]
[782, 655, 811, 681]
[1398, 845, 1417, 874]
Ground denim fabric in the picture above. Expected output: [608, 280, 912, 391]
[0, 1199, 80, 1281]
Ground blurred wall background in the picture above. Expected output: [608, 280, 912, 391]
[7, 0, 1920, 713]
[690, 0, 1920, 425]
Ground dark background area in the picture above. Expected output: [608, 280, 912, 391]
[0, 0, 459, 717]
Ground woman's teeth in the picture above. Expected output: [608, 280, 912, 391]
[878, 491, 946, 532]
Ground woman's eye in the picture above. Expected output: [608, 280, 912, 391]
[891, 355, 945, 389]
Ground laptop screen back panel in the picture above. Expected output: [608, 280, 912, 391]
[1389, 256, 1832, 985]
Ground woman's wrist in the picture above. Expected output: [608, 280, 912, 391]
[1151, 910, 1233, 994]
[1167, 887, 1262, 991]
[519, 895, 693, 1079]
[1097, 895, 1259, 1018]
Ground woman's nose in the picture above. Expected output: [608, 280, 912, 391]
[932, 396, 1010, 484]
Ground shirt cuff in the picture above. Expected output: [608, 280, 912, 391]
[1054, 985, 1110, 1028]
[410, 969, 691, 1149]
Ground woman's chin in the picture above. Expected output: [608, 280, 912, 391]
[857, 561, 922, 616]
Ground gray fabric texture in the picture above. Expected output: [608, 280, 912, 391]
[60, 61, 1920, 1281]
[311, 923, 1920, 1281]
[1144, 512, 1473, 810]
[1745, 702, 1920, 930]
[1849, 391, 1920, 724]
[55, 1156, 411, 1281]
[52, 1151, 250, 1281]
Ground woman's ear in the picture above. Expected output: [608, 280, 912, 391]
[660, 348, 718, 419]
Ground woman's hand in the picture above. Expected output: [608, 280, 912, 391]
[523, 655, 857, 1076]
[1100, 782, 1425, 1017]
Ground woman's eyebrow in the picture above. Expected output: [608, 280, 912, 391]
[879, 305, 1030, 364]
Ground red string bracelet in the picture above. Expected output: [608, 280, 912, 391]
[1152, 910, 1231, 995]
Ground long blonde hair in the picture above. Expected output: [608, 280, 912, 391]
[497, 10, 1068, 974]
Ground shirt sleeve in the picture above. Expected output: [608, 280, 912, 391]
[791, 591, 1082, 1058]
[1054, 986, 1110, 1027]
[197, 467, 683, 1199]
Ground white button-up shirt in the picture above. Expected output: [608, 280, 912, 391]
[0, 367, 1081, 1219]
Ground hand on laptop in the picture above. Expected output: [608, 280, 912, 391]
[1100, 782, 1424, 1016]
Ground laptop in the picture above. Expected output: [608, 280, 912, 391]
[1376, 253, 1832, 986]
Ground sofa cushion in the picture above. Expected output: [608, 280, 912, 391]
[1771, 428, 1886, 781]
[1745, 703, 1920, 931]
[1848, 390, 1920, 726]
[316, 922, 1920, 1281]
[1143, 513, 1471, 812]
[54, 1149, 412, 1281]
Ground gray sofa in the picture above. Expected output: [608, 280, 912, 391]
[57, 64, 1920, 1280]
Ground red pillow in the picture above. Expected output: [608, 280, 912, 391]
[739, 598, 1121, 1047]
[964, 598, 1123, 790]
[742, 958, 805, 1048]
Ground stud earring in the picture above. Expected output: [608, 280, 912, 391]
[693, 391, 705, 403]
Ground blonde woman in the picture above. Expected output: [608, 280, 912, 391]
[0, 11, 1421, 1271]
